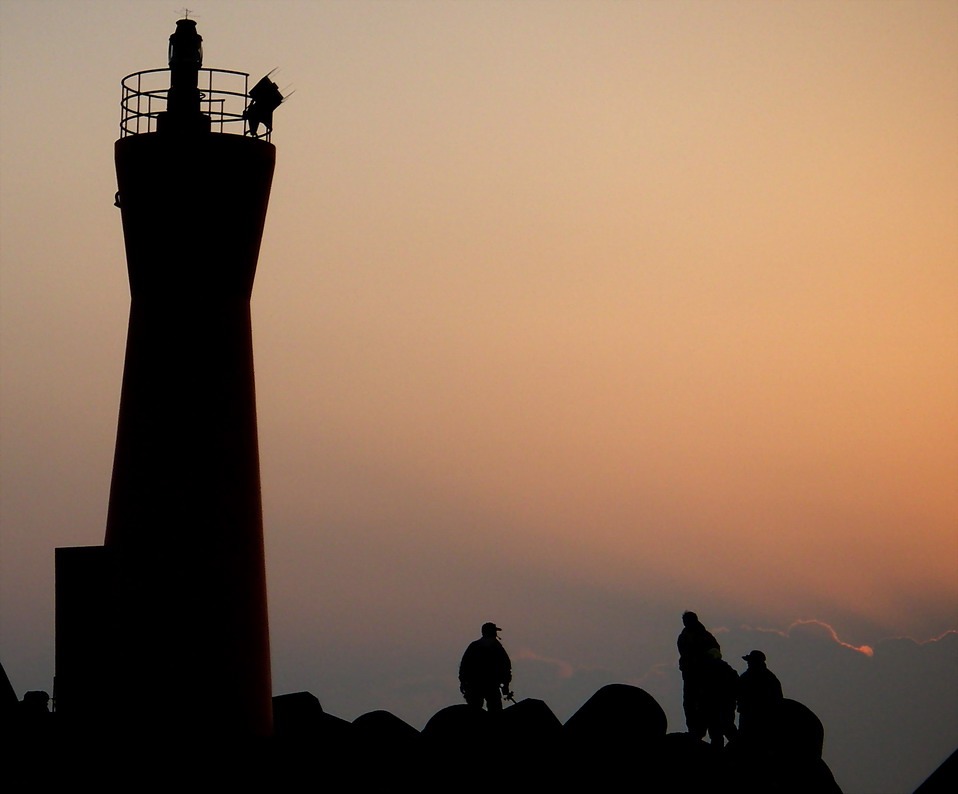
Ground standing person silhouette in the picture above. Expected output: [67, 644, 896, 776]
[737, 649, 783, 733]
[459, 622, 513, 712]
[701, 649, 739, 747]
[677, 611, 721, 739]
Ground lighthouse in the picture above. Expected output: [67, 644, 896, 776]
[56, 19, 282, 737]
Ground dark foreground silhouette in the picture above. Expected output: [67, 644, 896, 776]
[677, 610, 721, 738]
[4, 680, 846, 793]
[269, 685, 845, 792]
[458, 621, 513, 711]
[2, 644, 950, 792]
[5, 665, 956, 793]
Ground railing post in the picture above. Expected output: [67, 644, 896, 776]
[120, 68, 262, 140]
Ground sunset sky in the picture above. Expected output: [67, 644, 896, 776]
[1, 2, 956, 791]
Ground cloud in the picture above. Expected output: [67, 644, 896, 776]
[632, 661, 674, 687]
[882, 628, 957, 647]
[515, 647, 575, 680]
[511, 648, 627, 721]
[716, 620, 958, 794]
[738, 618, 875, 657]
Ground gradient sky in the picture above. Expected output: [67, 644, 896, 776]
[1, 2, 956, 792]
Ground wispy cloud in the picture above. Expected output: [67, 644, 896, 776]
[739, 618, 875, 657]
[881, 628, 958, 647]
[788, 619, 875, 657]
[631, 661, 674, 688]
[515, 647, 576, 679]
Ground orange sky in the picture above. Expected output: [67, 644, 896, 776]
[1, 2, 956, 789]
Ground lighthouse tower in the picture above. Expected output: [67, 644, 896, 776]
[56, 19, 281, 737]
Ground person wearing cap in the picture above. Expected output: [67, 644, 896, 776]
[459, 622, 513, 712]
[737, 649, 783, 733]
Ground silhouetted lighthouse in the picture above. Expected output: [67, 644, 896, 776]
[56, 19, 283, 737]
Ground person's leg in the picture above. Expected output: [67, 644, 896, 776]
[724, 713, 738, 742]
[683, 678, 706, 739]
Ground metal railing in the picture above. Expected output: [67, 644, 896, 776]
[120, 67, 270, 141]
